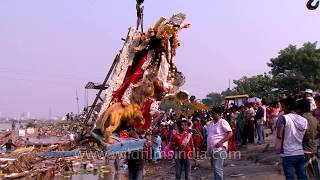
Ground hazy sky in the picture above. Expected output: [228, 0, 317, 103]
[1, 0, 320, 118]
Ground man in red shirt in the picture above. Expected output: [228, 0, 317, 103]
[171, 119, 194, 180]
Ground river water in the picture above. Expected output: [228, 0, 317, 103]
[0, 122, 13, 131]
[0, 122, 28, 131]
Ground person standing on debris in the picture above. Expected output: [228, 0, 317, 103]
[37, 128, 42, 140]
[296, 99, 320, 179]
[69, 133, 75, 141]
[66, 113, 70, 121]
[276, 97, 308, 180]
[19, 121, 23, 129]
[25, 137, 31, 147]
[70, 112, 74, 121]
[207, 107, 232, 180]
[11, 121, 16, 130]
[171, 119, 194, 180]
[1, 139, 17, 153]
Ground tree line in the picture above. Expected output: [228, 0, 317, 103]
[203, 42, 320, 107]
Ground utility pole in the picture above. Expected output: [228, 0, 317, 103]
[48, 107, 52, 120]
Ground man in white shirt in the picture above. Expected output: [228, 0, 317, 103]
[207, 107, 232, 180]
[276, 97, 308, 180]
[305, 89, 317, 111]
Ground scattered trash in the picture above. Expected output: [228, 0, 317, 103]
[0, 121, 93, 179]
[40, 150, 81, 158]
[26, 128, 35, 135]
[230, 173, 245, 177]
[122, 164, 128, 170]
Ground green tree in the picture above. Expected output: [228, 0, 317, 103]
[26, 122, 35, 128]
[232, 74, 276, 103]
[268, 42, 320, 94]
[202, 92, 224, 107]
[159, 95, 181, 112]
[221, 88, 235, 96]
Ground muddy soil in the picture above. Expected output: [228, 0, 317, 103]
[145, 132, 284, 180]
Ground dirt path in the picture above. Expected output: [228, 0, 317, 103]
[145, 133, 285, 180]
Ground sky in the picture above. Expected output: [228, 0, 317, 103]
[0, 0, 320, 118]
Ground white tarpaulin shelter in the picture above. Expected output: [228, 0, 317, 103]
[248, 97, 262, 103]
[18, 129, 26, 137]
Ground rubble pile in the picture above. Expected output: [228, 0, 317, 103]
[0, 121, 100, 179]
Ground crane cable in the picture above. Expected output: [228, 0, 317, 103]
[136, 0, 144, 32]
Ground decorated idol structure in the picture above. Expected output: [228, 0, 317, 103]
[90, 13, 190, 148]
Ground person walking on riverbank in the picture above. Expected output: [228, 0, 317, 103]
[207, 107, 232, 180]
[243, 103, 255, 144]
[171, 119, 194, 180]
[255, 100, 266, 144]
[296, 99, 320, 179]
[276, 97, 308, 180]
[236, 105, 245, 145]
[1, 139, 17, 153]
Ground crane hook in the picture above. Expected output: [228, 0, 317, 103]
[307, 0, 319, 10]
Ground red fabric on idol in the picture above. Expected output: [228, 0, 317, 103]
[112, 52, 148, 100]
[133, 98, 154, 131]
[141, 98, 154, 131]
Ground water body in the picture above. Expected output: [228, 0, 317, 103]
[0, 122, 13, 131]
[0, 122, 29, 131]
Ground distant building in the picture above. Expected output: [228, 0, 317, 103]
[26, 112, 31, 119]
[20, 112, 32, 120]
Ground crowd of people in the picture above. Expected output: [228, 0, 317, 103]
[3, 91, 320, 180]
[137, 89, 320, 180]
[140, 106, 233, 180]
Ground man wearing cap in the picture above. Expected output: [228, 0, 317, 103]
[305, 89, 317, 111]
[207, 107, 233, 180]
